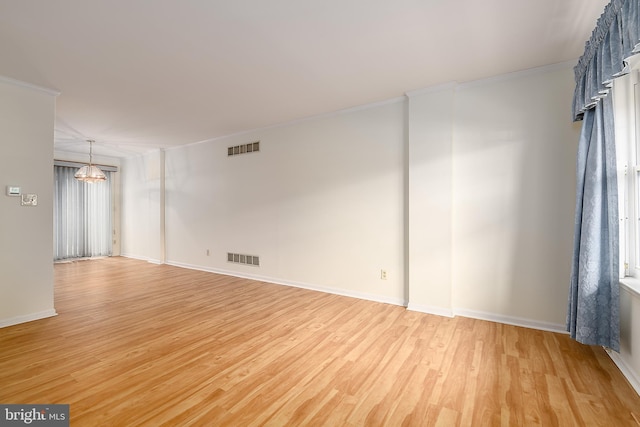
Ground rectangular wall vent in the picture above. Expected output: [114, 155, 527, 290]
[228, 141, 260, 157]
[227, 252, 260, 267]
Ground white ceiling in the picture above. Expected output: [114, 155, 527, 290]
[0, 0, 609, 157]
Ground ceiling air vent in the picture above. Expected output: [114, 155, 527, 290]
[227, 252, 260, 267]
[228, 141, 260, 157]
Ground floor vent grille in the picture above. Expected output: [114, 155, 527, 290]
[227, 252, 260, 266]
[228, 141, 260, 156]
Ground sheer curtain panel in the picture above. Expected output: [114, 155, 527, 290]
[54, 165, 112, 261]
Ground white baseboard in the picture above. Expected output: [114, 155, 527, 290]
[0, 309, 57, 329]
[606, 349, 640, 397]
[121, 253, 162, 264]
[92, 257, 640, 398]
[160, 261, 569, 332]
[452, 308, 567, 334]
[406, 303, 454, 318]
[165, 260, 406, 307]
[405, 305, 565, 332]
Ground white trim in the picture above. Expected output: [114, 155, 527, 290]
[0, 75, 60, 96]
[88, 258, 640, 399]
[121, 253, 162, 264]
[621, 277, 640, 297]
[406, 306, 566, 334]
[406, 303, 454, 318]
[405, 82, 457, 98]
[453, 308, 567, 334]
[606, 349, 640, 397]
[139, 257, 573, 333]
[164, 61, 576, 152]
[456, 60, 576, 91]
[165, 260, 406, 307]
[159, 149, 166, 264]
[0, 309, 58, 329]
[169, 96, 406, 151]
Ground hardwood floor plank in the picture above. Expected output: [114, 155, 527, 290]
[0, 257, 638, 425]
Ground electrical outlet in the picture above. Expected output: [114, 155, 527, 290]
[206, 249, 210, 256]
[381, 270, 387, 280]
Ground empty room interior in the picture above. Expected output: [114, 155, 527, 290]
[2, 1, 640, 425]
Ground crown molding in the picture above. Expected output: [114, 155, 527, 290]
[405, 82, 457, 98]
[0, 75, 60, 96]
[455, 60, 576, 91]
[179, 96, 407, 151]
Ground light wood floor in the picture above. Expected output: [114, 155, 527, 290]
[1, 257, 639, 426]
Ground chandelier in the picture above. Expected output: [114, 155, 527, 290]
[74, 140, 106, 183]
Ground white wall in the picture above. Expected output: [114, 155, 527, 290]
[122, 63, 580, 327]
[162, 101, 406, 304]
[617, 287, 640, 394]
[451, 65, 580, 329]
[0, 77, 57, 326]
[121, 150, 163, 263]
[406, 85, 455, 315]
[120, 60, 639, 396]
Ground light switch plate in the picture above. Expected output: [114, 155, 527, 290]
[6, 186, 20, 196]
[21, 194, 37, 206]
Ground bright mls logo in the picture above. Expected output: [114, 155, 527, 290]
[0, 405, 69, 426]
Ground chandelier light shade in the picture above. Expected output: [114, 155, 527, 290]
[75, 140, 106, 183]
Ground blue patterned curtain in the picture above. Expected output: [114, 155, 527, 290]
[568, 96, 619, 350]
[572, 0, 640, 122]
[569, 0, 640, 351]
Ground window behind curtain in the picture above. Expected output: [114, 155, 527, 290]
[54, 165, 113, 260]
[613, 65, 640, 279]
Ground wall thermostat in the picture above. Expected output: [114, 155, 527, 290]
[6, 186, 20, 196]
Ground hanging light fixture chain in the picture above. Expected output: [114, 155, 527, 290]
[89, 139, 94, 166]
